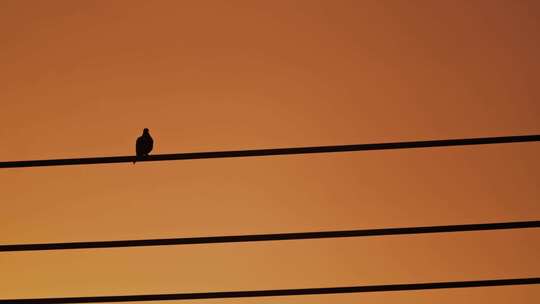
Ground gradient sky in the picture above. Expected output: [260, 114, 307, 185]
[1, 1, 539, 303]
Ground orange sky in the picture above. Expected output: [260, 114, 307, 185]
[1, 1, 539, 303]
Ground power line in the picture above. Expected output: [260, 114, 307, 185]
[1, 278, 538, 303]
[2, 220, 537, 252]
[1, 134, 538, 168]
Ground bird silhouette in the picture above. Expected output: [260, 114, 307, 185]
[134, 128, 153, 164]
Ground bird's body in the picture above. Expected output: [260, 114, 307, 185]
[134, 128, 153, 163]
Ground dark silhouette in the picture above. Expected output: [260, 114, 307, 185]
[134, 128, 153, 164]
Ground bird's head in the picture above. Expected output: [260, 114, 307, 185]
[143, 128, 149, 134]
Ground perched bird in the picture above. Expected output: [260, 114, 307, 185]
[134, 128, 153, 164]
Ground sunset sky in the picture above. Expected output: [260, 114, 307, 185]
[1, 0, 539, 303]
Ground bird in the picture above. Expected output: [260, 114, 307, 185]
[134, 128, 153, 164]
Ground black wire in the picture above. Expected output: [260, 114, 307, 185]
[2, 220, 538, 252]
[1, 134, 538, 168]
[1, 278, 538, 303]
